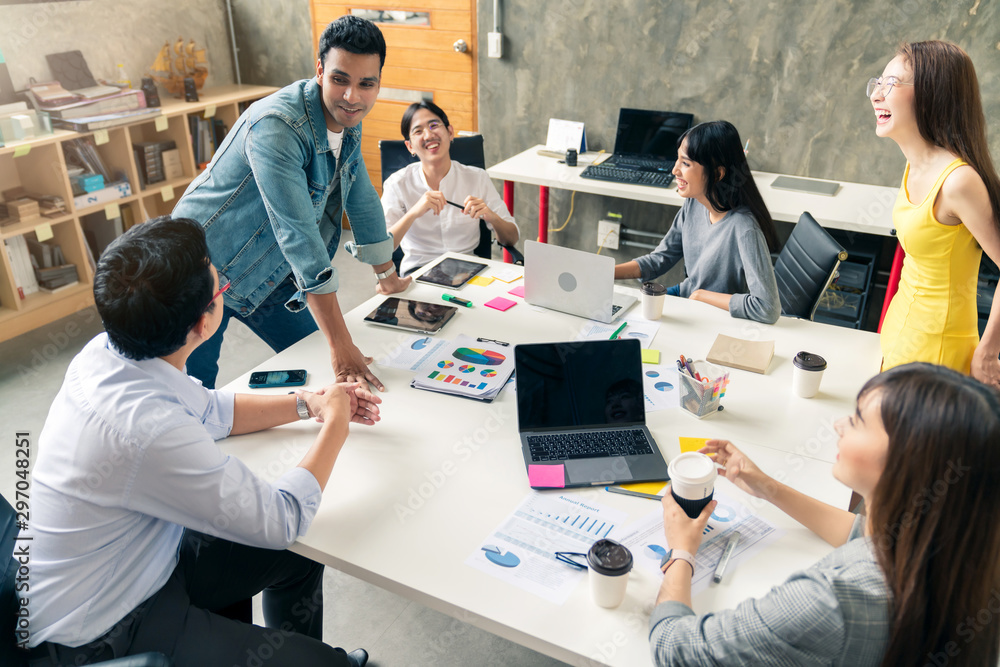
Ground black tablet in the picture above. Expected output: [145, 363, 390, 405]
[414, 257, 488, 289]
[363, 298, 457, 334]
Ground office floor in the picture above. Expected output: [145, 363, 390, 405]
[0, 231, 567, 667]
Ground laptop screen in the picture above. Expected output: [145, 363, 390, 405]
[515, 339, 645, 431]
[613, 108, 694, 161]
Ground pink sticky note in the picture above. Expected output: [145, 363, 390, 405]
[528, 464, 565, 488]
[485, 296, 517, 311]
[508, 285, 526, 298]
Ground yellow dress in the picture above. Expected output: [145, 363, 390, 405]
[881, 158, 981, 373]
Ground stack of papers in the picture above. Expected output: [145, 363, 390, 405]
[410, 334, 515, 402]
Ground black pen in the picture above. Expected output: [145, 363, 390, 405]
[446, 200, 466, 210]
[605, 486, 664, 501]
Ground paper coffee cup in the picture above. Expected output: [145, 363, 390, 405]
[668, 452, 717, 518]
[640, 282, 667, 320]
[587, 539, 633, 608]
[792, 351, 827, 398]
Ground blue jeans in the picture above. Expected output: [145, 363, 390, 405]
[187, 275, 319, 389]
[666, 284, 681, 297]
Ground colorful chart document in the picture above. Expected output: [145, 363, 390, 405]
[641, 366, 681, 412]
[467, 491, 628, 604]
[617, 487, 783, 596]
[411, 334, 514, 400]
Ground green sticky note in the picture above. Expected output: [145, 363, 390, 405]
[35, 223, 54, 242]
[155, 116, 169, 132]
[641, 348, 660, 364]
[13, 144, 30, 158]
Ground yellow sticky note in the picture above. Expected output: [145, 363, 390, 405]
[155, 116, 169, 132]
[93, 129, 110, 145]
[679, 437, 711, 454]
[160, 185, 174, 202]
[468, 275, 494, 287]
[105, 202, 120, 220]
[34, 223, 54, 242]
[618, 482, 668, 495]
[641, 348, 661, 364]
[204, 104, 216, 118]
[13, 144, 30, 158]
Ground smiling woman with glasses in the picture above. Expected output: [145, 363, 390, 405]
[380, 100, 520, 277]
[872, 40, 1000, 388]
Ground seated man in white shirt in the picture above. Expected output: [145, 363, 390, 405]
[381, 100, 518, 277]
[26, 216, 379, 667]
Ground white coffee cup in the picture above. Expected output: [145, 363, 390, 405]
[587, 539, 633, 608]
[668, 452, 718, 518]
[640, 282, 667, 320]
[792, 351, 827, 398]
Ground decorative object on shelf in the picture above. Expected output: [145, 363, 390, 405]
[140, 77, 161, 107]
[183, 77, 199, 103]
[150, 38, 208, 98]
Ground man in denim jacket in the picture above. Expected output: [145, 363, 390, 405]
[174, 16, 410, 389]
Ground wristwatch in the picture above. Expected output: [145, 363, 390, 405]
[660, 549, 695, 575]
[295, 394, 310, 420]
[375, 265, 396, 280]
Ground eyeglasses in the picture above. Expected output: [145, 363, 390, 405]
[409, 120, 443, 139]
[206, 272, 230, 311]
[866, 76, 913, 98]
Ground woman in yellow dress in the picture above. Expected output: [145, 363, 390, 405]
[873, 40, 1000, 386]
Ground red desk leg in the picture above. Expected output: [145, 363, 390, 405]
[878, 242, 904, 333]
[503, 180, 514, 263]
[538, 185, 549, 244]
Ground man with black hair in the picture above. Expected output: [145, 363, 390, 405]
[26, 216, 377, 666]
[174, 15, 409, 390]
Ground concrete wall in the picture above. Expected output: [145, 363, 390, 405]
[230, 0, 314, 86]
[1, 0, 235, 93]
[476, 0, 1000, 264]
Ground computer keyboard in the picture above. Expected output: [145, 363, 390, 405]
[526, 429, 653, 462]
[580, 164, 675, 188]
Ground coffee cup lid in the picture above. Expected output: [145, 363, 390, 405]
[640, 282, 667, 296]
[668, 452, 717, 485]
[793, 351, 827, 371]
[587, 539, 633, 575]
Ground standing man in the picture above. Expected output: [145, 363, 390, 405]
[174, 15, 410, 390]
[27, 216, 379, 666]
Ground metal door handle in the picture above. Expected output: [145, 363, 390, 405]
[453, 39, 468, 53]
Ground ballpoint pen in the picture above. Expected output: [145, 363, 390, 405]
[446, 200, 466, 210]
[713, 531, 741, 583]
[605, 486, 664, 501]
[609, 321, 628, 340]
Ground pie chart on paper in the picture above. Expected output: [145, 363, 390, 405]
[411, 337, 431, 350]
[482, 545, 520, 568]
[454, 347, 506, 366]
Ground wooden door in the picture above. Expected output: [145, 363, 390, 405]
[310, 1, 478, 196]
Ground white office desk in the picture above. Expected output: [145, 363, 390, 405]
[219, 254, 882, 666]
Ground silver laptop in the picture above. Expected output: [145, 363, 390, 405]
[514, 339, 669, 488]
[524, 241, 637, 323]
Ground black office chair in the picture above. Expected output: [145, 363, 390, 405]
[774, 212, 849, 320]
[379, 134, 523, 274]
[0, 493, 172, 666]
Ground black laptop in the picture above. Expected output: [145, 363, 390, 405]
[580, 108, 694, 188]
[514, 339, 669, 488]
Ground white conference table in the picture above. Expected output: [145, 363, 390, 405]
[219, 253, 883, 666]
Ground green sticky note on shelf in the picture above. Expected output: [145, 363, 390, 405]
[155, 116, 169, 132]
[641, 348, 661, 364]
[13, 145, 30, 158]
[93, 129, 110, 146]
[204, 104, 216, 118]
[35, 223, 54, 242]
[678, 437, 710, 454]
[105, 202, 120, 220]
[160, 185, 174, 202]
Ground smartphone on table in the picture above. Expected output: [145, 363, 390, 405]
[248, 369, 307, 389]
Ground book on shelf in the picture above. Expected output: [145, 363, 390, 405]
[133, 139, 176, 187]
[39, 280, 80, 294]
[38, 89, 147, 120]
[52, 107, 161, 132]
[72, 181, 131, 209]
[64, 137, 111, 182]
[34, 263, 79, 290]
[4, 234, 40, 299]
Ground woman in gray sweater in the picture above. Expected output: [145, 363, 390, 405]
[615, 121, 781, 324]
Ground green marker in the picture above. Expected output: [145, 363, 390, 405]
[442, 294, 473, 308]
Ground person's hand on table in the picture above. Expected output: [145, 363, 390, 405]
[462, 196, 493, 220]
[376, 271, 411, 295]
[700, 439, 776, 500]
[331, 342, 385, 392]
[299, 383, 381, 426]
[971, 345, 1000, 388]
[661, 491, 716, 554]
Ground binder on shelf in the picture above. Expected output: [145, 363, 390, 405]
[72, 181, 131, 209]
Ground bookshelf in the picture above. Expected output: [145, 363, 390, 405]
[0, 84, 277, 344]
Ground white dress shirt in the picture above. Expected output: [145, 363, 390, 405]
[27, 333, 321, 647]
[381, 161, 516, 276]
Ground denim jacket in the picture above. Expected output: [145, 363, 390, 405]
[172, 79, 393, 315]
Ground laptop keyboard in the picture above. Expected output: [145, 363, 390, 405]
[527, 429, 653, 462]
[580, 164, 675, 188]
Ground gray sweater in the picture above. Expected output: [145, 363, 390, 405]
[634, 199, 781, 324]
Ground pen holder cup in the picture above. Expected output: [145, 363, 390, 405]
[678, 360, 726, 419]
